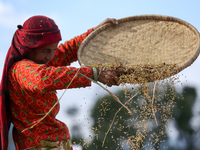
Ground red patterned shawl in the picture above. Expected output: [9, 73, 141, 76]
[0, 15, 61, 150]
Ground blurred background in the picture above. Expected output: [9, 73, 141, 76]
[0, 0, 200, 149]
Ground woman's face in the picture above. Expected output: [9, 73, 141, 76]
[27, 42, 59, 64]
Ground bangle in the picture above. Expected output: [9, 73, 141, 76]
[92, 67, 98, 81]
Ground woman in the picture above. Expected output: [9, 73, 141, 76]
[0, 15, 127, 150]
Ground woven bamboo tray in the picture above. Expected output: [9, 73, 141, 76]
[78, 15, 200, 77]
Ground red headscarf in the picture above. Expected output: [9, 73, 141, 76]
[0, 15, 62, 150]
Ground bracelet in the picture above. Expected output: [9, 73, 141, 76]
[92, 67, 98, 81]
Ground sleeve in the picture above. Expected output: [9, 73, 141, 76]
[12, 60, 93, 93]
[47, 28, 94, 67]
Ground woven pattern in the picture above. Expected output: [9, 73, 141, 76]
[78, 15, 200, 73]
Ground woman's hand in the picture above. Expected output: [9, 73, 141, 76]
[96, 68, 131, 87]
[93, 18, 118, 30]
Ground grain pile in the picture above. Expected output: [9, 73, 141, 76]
[97, 62, 178, 84]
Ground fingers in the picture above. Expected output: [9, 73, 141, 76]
[110, 73, 119, 85]
[102, 18, 118, 26]
[98, 75, 113, 87]
[97, 68, 133, 86]
[115, 68, 133, 75]
[107, 74, 119, 86]
[94, 18, 118, 30]
[97, 68, 133, 87]
[97, 70, 120, 87]
[109, 18, 118, 25]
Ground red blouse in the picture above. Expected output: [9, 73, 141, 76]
[8, 29, 93, 150]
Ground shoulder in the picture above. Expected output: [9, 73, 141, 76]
[9, 59, 37, 73]
[13, 59, 34, 66]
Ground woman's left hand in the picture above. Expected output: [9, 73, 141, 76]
[93, 18, 118, 30]
[96, 68, 132, 87]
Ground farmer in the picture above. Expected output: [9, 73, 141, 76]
[0, 15, 128, 150]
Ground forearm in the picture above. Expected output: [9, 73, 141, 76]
[32, 66, 93, 92]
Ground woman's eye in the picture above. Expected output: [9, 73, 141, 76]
[43, 49, 50, 53]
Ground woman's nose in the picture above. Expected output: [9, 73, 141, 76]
[46, 51, 54, 60]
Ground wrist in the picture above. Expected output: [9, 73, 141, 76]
[92, 67, 98, 81]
